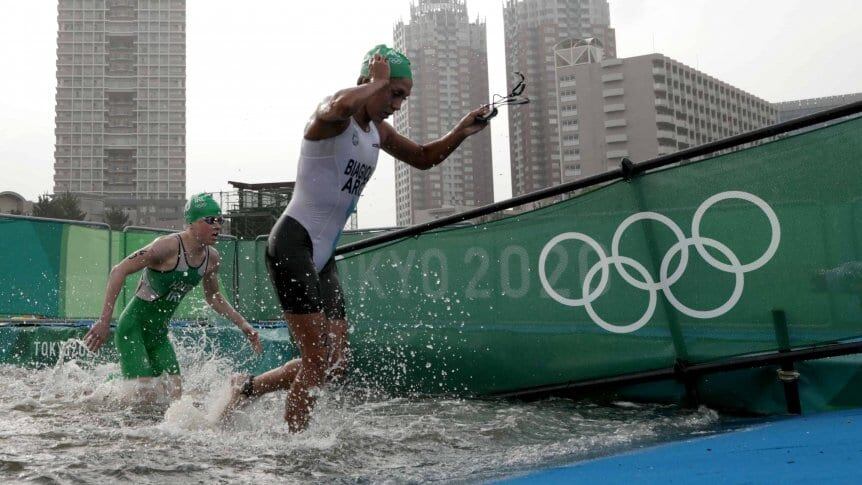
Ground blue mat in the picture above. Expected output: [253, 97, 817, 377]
[501, 408, 862, 484]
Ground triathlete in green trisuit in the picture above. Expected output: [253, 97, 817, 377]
[84, 193, 262, 400]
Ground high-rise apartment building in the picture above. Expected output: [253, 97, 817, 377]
[393, 0, 494, 226]
[553, 42, 776, 183]
[54, 0, 186, 227]
[775, 93, 862, 122]
[503, 0, 615, 196]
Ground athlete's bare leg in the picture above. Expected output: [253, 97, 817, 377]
[216, 358, 301, 421]
[324, 319, 350, 383]
[123, 375, 182, 404]
[283, 311, 329, 431]
[217, 316, 350, 423]
[163, 374, 183, 401]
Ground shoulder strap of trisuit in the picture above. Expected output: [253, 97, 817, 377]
[202, 245, 211, 274]
[175, 234, 188, 269]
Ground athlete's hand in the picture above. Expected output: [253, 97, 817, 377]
[83, 319, 111, 353]
[369, 53, 390, 84]
[241, 322, 263, 354]
[455, 105, 494, 137]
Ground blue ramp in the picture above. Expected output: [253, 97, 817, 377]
[501, 408, 862, 484]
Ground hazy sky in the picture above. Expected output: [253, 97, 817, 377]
[1, 0, 860, 228]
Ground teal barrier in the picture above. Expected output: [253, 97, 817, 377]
[334, 115, 862, 395]
[0, 322, 294, 375]
[0, 218, 65, 317]
[0, 114, 860, 410]
[0, 216, 111, 319]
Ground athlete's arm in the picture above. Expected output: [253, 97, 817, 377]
[379, 105, 492, 170]
[83, 237, 175, 352]
[202, 251, 262, 354]
[305, 54, 391, 141]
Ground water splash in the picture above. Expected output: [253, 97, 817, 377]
[1, 334, 725, 483]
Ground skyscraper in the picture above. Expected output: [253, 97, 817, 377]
[503, 0, 615, 196]
[393, 0, 493, 226]
[53, 0, 186, 227]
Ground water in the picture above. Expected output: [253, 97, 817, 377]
[0, 338, 725, 484]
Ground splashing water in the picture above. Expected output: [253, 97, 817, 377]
[0, 332, 726, 483]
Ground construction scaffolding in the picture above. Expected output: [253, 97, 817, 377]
[211, 181, 295, 239]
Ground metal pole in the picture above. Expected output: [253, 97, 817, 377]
[0, 213, 112, 230]
[492, 339, 862, 401]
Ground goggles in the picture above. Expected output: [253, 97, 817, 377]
[478, 72, 530, 122]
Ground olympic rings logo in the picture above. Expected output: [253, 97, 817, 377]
[538, 191, 781, 334]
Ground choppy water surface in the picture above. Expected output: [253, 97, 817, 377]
[1, 341, 725, 484]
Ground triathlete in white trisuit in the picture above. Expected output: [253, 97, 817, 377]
[220, 45, 491, 432]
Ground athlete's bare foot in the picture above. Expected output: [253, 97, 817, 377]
[215, 373, 255, 422]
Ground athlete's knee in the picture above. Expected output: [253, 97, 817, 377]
[301, 339, 326, 360]
[297, 359, 327, 388]
[326, 339, 349, 371]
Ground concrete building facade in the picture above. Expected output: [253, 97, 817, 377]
[393, 0, 494, 226]
[53, 0, 187, 228]
[553, 44, 776, 183]
[775, 93, 862, 122]
[503, 0, 616, 196]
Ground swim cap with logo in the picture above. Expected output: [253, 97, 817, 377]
[360, 44, 412, 80]
[184, 193, 221, 223]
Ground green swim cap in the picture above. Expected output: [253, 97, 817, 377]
[184, 193, 221, 223]
[360, 44, 412, 80]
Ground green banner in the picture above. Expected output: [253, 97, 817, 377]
[235, 238, 285, 321]
[0, 219, 66, 317]
[0, 324, 293, 375]
[63, 225, 111, 318]
[335, 116, 862, 395]
[1, 117, 860, 401]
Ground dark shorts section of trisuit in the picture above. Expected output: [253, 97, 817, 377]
[266, 215, 346, 320]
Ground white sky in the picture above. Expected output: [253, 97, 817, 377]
[1, 0, 860, 228]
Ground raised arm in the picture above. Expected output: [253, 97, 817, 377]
[305, 54, 392, 141]
[379, 105, 491, 170]
[202, 251, 262, 354]
[83, 237, 175, 352]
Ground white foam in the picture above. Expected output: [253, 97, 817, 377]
[161, 395, 215, 432]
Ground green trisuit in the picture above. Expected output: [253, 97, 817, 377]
[115, 235, 209, 378]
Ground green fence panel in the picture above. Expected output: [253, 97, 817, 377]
[335, 116, 862, 395]
[0, 324, 294, 376]
[251, 236, 282, 321]
[62, 225, 111, 318]
[0, 218, 65, 317]
[1, 116, 860, 402]
[236, 239, 282, 321]
[236, 240, 258, 319]
[623, 117, 862, 360]
[110, 231, 123, 319]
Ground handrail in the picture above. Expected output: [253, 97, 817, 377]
[336, 99, 862, 256]
[0, 213, 111, 230]
[342, 225, 403, 235]
[123, 225, 174, 234]
[492, 339, 862, 401]
[123, 225, 237, 241]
